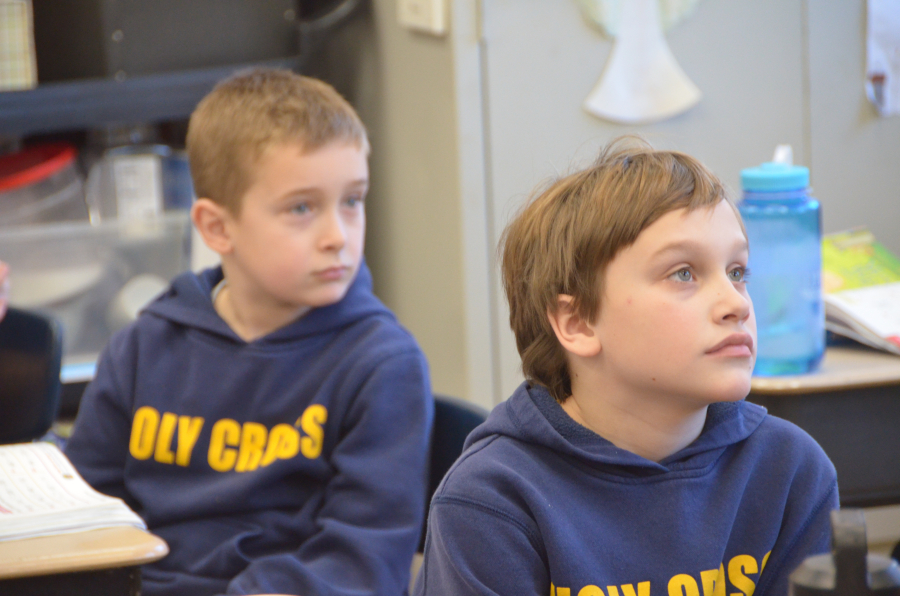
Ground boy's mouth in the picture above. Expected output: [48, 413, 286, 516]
[706, 333, 754, 357]
[315, 265, 350, 281]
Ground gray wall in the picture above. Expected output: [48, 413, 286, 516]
[310, 0, 478, 404]
[480, 0, 900, 400]
[809, 2, 900, 250]
[320, 0, 900, 406]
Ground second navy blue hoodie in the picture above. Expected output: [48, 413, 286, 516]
[415, 383, 837, 596]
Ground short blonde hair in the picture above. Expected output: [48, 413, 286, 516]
[186, 68, 368, 213]
[500, 137, 737, 403]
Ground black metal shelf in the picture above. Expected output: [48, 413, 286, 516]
[0, 57, 303, 138]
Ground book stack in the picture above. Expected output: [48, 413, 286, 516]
[0, 442, 145, 541]
[822, 228, 900, 356]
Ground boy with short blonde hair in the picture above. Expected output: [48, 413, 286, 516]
[187, 69, 368, 214]
[416, 138, 836, 596]
[67, 68, 433, 596]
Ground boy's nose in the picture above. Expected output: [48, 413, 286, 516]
[319, 211, 347, 251]
[715, 277, 752, 323]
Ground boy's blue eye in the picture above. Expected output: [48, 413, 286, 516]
[292, 203, 310, 214]
[344, 195, 364, 208]
[672, 268, 693, 282]
[729, 267, 749, 282]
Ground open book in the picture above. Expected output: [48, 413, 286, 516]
[822, 228, 900, 355]
[0, 442, 145, 542]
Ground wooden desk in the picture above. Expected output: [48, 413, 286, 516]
[748, 345, 900, 508]
[0, 526, 168, 596]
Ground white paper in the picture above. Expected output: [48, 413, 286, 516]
[867, 0, 900, 116]
[576, 0, 702, 37]
[826, 281, 900, 352]
[579, 0, 702, 124]
[0, 443, 145, 541]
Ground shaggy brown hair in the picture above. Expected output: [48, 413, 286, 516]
[500, 137, 738, 402]
[186, 68, 368, 214]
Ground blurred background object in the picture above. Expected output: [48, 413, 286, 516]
[0, 142, 88, 227]
[0, 0, 37, 92]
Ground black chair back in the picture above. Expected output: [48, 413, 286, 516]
[420, 394, 490, 550]
[0, 307, 63, 444]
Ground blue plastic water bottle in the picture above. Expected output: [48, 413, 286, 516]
[739, 161, 825, 376]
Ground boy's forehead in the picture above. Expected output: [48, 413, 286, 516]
[256, 138, 370, 164]
[250, 138, 360, 165]
[633, 202, 748, 255]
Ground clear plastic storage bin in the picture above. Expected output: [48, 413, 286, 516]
[0, 142, 89, 226]
[0, 212, 192, 366]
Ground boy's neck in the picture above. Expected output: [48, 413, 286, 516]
[560, 383, 708, 463]
[213, 279, 311, 342]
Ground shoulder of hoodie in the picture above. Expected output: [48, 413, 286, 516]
[431, 401, 836, 517]
[428, 401, 534, 506]
[742, 408, 837, 486]
[424, 398, 562, 551]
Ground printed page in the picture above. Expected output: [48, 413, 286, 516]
[0, 442, 145, 541]
[826, 282, 900, 353]
[822, 228, 900, 354]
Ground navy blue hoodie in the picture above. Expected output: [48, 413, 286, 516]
[65, 262, 433, 596]
[415, 383, 837, 596]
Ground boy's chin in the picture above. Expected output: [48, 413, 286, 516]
[713, 376, 754, 403]
[303, 285, 353, 309]
[711, 359, 755, 401]
[682, 370, 753, 405]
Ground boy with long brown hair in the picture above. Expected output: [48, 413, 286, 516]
[415, 138, 836, 596]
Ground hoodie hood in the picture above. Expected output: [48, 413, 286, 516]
[143, 259, 393, 343]
[465, 382, 767, 476]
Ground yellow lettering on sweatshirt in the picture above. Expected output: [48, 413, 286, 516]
[154, 412, 178, 464]
[760, 551, 771, 575]
[727, 555, 758, 596]
[620, 582, 650, 596]
[578, 586, 604, 596]
[130, 405, 328, 471]
[175, 416, 204, 466]
[299, 404, 327, 459]
[235, 422, 268, 472]
[208, 418, 241, 471]
[669, 574, 700, 596]
[700, 564, 726, 596]
[129, 406, 160, 460]
[261, 423, 301, 467]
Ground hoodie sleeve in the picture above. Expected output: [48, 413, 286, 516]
[753, 430, 840, 596]
[414, 495, 549, 596]
[64, 331, 137, 507]
[224, 348, 434, 596]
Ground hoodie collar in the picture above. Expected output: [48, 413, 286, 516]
[142, 259, 391, 343]
[468, 382, 766, 476]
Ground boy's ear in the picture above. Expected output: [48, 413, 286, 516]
[191, 198, 233, 256]
[547, 295, 602, 358]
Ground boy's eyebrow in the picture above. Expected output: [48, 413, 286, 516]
[282, 178, 369, 197]
[650, 238, 749, 259]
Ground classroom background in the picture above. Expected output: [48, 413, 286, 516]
[2, 0, 899, 560]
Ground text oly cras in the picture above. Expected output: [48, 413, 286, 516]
[128, 405, 328, 471]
